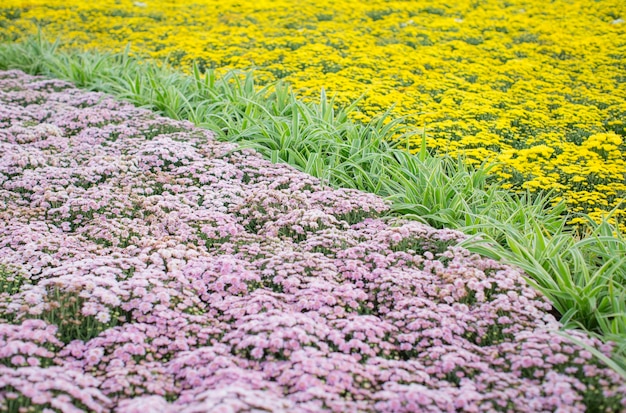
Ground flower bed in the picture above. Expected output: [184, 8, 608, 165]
[1, 0, 625, 224]
[1, 69, 625, 412]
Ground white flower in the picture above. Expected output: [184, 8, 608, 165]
[95, 311, 111, 323]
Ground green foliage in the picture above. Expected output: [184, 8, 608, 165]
[462, 214, 626, 375]
[38, 287, 127, 344]
[0, 264, 27, 296]
[0, 264, 29, 324]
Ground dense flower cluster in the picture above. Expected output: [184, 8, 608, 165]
[1, 0, 625, 224]
[1, 70, 625, 411]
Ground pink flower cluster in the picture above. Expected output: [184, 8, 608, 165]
[1, 69, 625, 412]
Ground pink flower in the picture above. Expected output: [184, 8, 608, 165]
[139, 301, 153, 313]
[27, 357, 40, 366]
[10, 355, 26, 365]
[250, 347, 264, 359]
[85, 348, 104, 365]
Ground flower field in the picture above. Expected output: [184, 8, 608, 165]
[0, 0, 625, 225]
[1, 68, 626, 412]
[2, 0, 626, 411]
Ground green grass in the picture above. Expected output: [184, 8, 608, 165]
[1, 34, 625, 375]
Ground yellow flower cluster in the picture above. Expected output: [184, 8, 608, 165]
[1, 0, 625, 224]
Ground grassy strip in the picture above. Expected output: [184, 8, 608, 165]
[1, 35, 625, 372]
